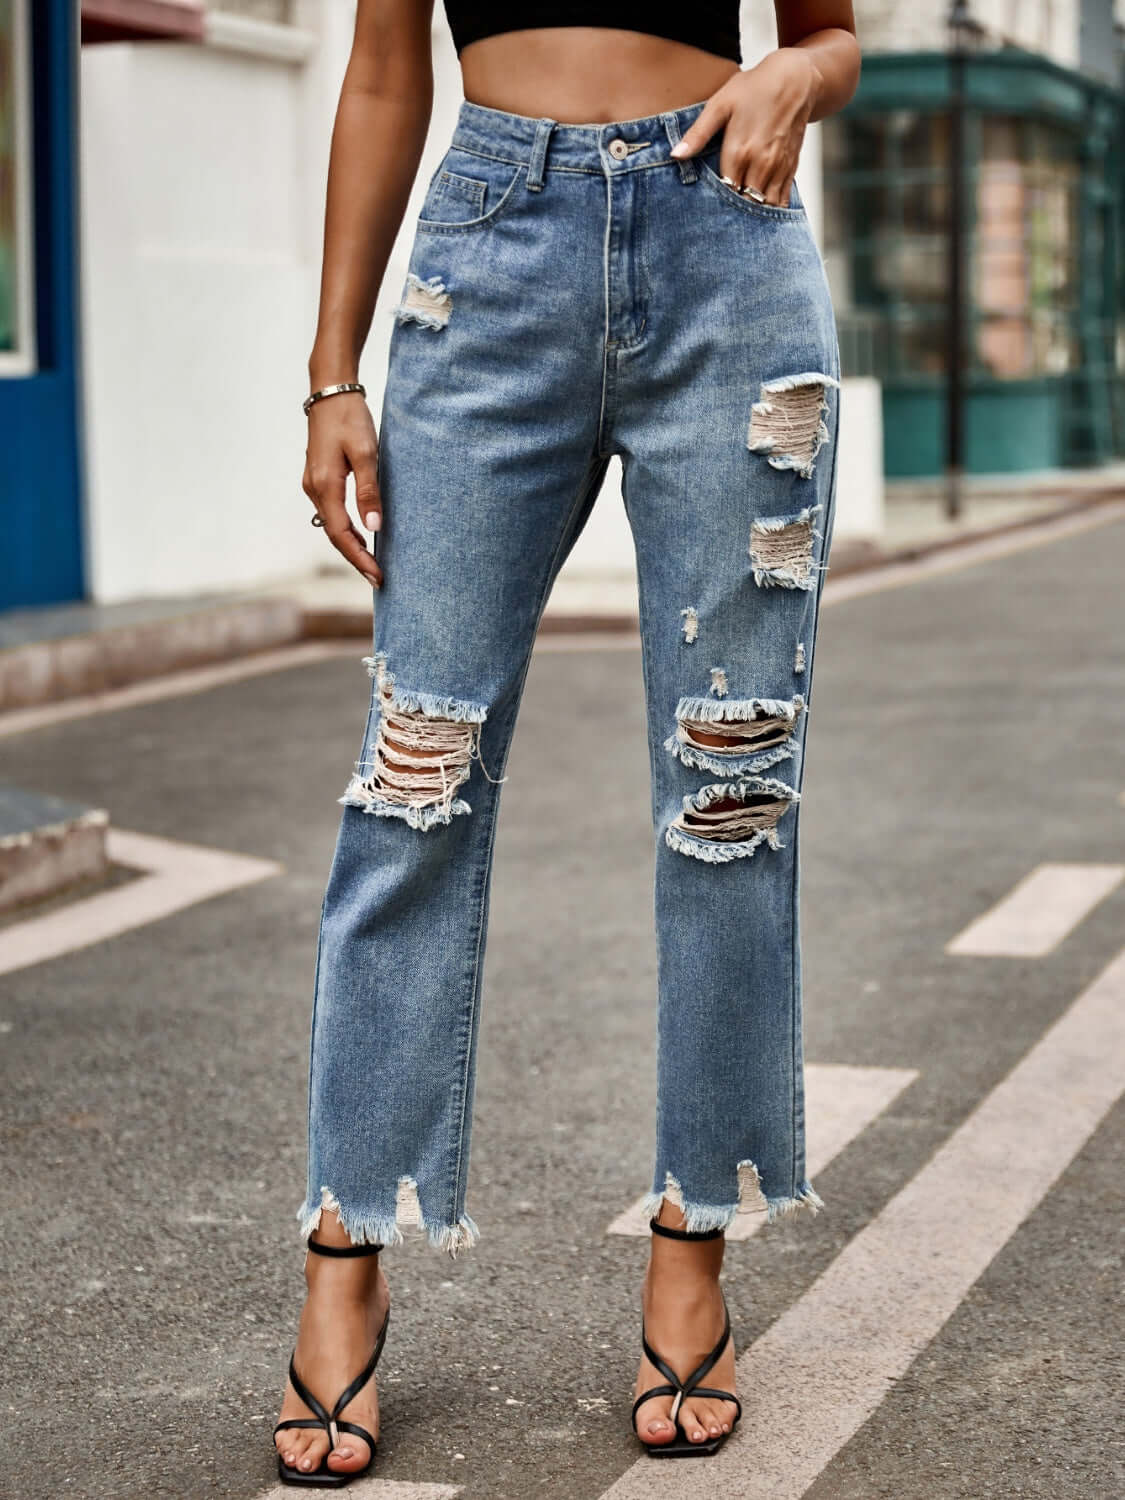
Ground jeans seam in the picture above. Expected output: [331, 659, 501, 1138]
[302, 878, 331, 1216]
[447, 815, 495, 1215]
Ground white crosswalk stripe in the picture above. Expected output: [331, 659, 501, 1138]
[946, 861, 1124, 957]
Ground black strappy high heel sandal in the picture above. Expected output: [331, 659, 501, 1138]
[273, 1238, 389, 1487]
[631, 1217, 743, 1459]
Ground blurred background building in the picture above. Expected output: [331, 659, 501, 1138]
[824, 0, 1125, 478]
[0, 0, 1123, 614]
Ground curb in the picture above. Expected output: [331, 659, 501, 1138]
[0, 792, 110, 914]
[0, 598, 303, 713]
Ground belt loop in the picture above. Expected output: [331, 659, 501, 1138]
[526, 118, 557, 192]
[661, 110, 698, 185]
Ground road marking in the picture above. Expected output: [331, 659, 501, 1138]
[607, 1064, 918, 1238]
[0, 829, 281, 976]
[255, 1483, 460, 1499]
[600, 942, 1125, 1499]
[946, 862, 1124, 957]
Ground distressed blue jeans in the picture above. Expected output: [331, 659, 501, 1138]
[297, 98, 839, 1254]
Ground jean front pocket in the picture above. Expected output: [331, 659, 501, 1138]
[417, 146, 527, 234]
[696, 146, 807, 221]
[428, 169, 487, 221]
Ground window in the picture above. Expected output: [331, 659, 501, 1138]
[975, 117, 1080, 378]
[0, 0, 35, 374]
[822, 107, 1085, 383]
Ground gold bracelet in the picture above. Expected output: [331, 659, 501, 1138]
[303, 382, 366, 416]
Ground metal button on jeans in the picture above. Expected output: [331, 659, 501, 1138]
[607, 138, 629, 159]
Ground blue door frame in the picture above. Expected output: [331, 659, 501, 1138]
[1, 0, 85, 610]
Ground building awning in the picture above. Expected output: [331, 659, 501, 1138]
[81, 1, 206, 44]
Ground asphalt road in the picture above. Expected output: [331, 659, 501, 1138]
[1, 509, 1123, 1500]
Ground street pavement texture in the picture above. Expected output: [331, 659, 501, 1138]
[1, 513, 1123, 1500]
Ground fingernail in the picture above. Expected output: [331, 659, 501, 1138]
[365, 511, 380, 531]
[671, 141, 688, 157]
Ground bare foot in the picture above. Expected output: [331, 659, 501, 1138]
[274, 1212, 390, 1477]
[633, 1202, 739, 1447]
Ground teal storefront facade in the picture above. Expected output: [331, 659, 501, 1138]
[822, 48, 1124, 477]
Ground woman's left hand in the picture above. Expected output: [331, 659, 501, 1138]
[671, 50, 823, 208]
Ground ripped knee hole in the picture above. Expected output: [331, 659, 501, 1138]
[667, 776, 798, 860]
[341, 654, 501, 827]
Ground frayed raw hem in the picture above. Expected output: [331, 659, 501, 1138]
[642, 1164, 826, 1232]
[765, 1182, 827, 1222]
[297, 1185, 480, 1258]
[361, 654, 488, 724]
[339, 779, 473, 830]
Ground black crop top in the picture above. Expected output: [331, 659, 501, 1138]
[441, 2, 742, 65]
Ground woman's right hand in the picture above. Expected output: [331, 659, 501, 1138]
[303, 393, 384, 589]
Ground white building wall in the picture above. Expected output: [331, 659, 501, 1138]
[80, 22, 326, 601]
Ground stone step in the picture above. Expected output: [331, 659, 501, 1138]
[0, 788, 110, 914]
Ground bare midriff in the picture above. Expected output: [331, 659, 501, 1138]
[458, 28, 740, 124]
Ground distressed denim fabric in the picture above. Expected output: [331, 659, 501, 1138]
[297, 98, 840, 1253]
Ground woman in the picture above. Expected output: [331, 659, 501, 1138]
[274, 0, 860, 1484]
